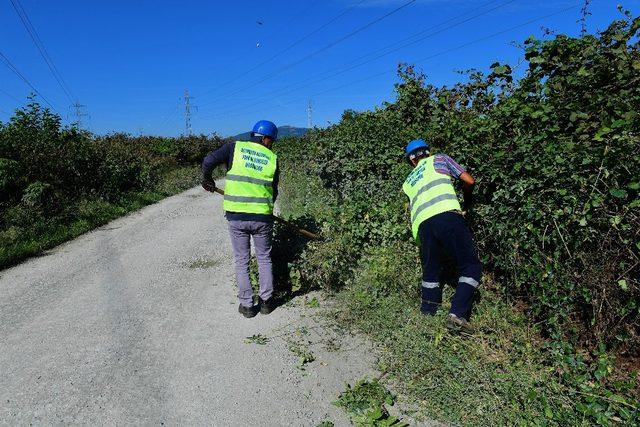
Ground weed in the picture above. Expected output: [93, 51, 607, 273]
[334, 379, 407, 426]
[0, 166, 203, 269]
[276, 15, 640, 426]
[306, 296, 320, 308]
[324, 337, 341, 353]
[188, 258, 220, 269]
[245, 334, 269, 345]
[288, 341, 316, 370]
[335, 249, 640, 425]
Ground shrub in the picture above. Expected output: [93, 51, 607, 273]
[21, 181, 52, 208]
[0, 157, 22, 201]
[279, 14, 640, 355]
[277, 14, 640, 425]
[0, 102, 223, 208]
[0, 100, 224, 266]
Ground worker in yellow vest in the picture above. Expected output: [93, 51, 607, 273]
[402, 139, 482, 335]
[202, 120, 279, 318]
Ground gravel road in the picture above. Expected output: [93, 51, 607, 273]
[0, 186, 378, 426]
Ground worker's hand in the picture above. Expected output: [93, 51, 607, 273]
[201, 178, 216, 193]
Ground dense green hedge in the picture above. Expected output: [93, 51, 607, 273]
[0, 101, 223, 266]
[279, 14, 639, 353]
[275, 15, 639, 424]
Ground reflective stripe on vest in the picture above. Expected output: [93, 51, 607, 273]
[402, 156, 461, 240]
[223, 141, 277, 215]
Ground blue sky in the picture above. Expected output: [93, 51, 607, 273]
[0, 0, 636, 136]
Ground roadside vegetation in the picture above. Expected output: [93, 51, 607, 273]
[0, 101, 223, 268]
[276, 13, 640, 425]
[334, 378, 406, 426]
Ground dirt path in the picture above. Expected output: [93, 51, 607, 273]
[0, 186, 378, 426]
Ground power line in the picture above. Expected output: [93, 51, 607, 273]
[158, 106, 179, 130]
[153, 96, 184, 135]
[315, 0, 517, 84]
[198, 4, 581, 124]
[310, 4, 583, 98]
[0, 88, 22, 103]
[199, 0, 367, 100]
[199, 0, 416, 108]
[199, 0, 323, 96]
[163, 112, 182, 135]
[0, 51, 58, 112]
[199, 0, 514, 119]
[9, 0, 76, 104]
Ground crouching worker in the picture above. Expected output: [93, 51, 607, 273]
[201, 120, 280, 318]
[402, 139, 482, 335]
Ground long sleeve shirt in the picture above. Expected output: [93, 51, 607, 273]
[202, 140, 279, 223]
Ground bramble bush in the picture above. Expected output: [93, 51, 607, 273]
[280, 13, 640, 356]
[276, 14, 639, 425]
[0, 101, 223, 267]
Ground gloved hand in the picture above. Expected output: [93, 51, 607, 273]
[202, 178, 217, 192]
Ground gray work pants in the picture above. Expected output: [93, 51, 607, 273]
[227, 220, 274, 307]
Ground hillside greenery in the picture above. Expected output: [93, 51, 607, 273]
[0, 101, 223, 268]
[276, 13, 640, 425]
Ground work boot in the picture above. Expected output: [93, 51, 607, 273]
[446, 313, 474, 335]
[238, 304, 257, 318]
[259, 298, 275, 315]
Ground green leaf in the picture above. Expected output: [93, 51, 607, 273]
[618, 280, 628, 291]
[594, 127, 612, 141]
[609, 188, 627, 199]
[545, 405, 553, 418]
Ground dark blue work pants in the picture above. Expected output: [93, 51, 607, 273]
[418, 211, 482, 319]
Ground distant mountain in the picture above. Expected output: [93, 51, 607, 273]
[278, 126, 309, 138]
[228, 125, 308, 141]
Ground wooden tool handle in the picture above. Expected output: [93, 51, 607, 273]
[204, 186, 321, 240]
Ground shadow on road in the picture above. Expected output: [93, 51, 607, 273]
[249, 216, 321, 308]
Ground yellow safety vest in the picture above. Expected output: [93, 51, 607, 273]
[402, 156, 461, 240]
[223, 141, 277, 215]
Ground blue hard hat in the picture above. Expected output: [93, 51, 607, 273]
[252, 120, 278, 140]
[405, 139, 429, 156]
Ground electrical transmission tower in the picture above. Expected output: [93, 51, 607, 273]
[183, 89, 198, 135]
[307, 99, 313, 128]
[70, 102, 88, 128]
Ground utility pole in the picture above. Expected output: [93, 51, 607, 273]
[183, 89, 198, 135]
[307, 99, 313, 128]
[70, 101, 88, 128]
